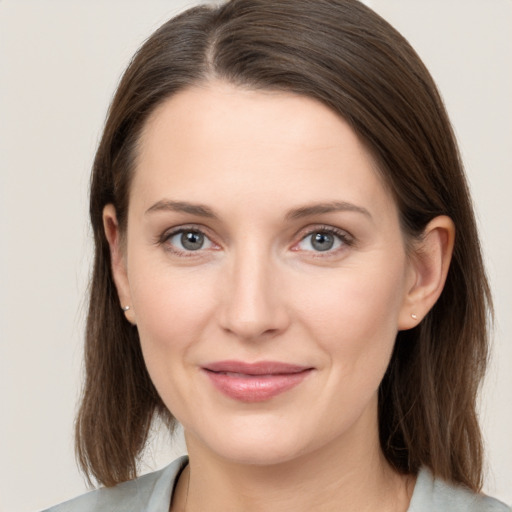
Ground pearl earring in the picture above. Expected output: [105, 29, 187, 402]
[411, 313, 418, 320]
[122, 306, 131, 312]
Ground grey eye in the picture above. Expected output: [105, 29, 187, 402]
[165, 228, 215, 254]
[180, 231, 205, 251]
[296, 229, 346, 253]
[310, 232, 335, 251]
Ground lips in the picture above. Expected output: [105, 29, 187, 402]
[202, 360, 313, 402]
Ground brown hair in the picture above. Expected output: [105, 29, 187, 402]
[76, 0, 492, 491]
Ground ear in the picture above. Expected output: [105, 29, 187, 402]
[398, 215, 455, 330]
[103, 204, 136, 325]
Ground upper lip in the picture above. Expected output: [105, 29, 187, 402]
[203, 360, 312, 375]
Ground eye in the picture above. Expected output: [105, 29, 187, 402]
[163, 228, 216, 254]
[295, 227, 351, 253]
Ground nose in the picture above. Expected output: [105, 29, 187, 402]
[218, 245, 290, 341]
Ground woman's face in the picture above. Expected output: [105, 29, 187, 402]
[110, 82, 418, 465]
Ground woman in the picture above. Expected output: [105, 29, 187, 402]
[42, 0, 509, 510]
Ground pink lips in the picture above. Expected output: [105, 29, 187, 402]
[202, 360, 313, 402]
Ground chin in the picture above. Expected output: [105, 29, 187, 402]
[186, 418, 313, 467]
[214, 438, 307, 467]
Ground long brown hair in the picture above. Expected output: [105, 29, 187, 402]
[76, 0, 492, 490]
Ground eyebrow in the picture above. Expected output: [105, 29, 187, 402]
[285, 201, 372, 221]
[145, 200, 216, 217]
[145, 199, 371, 220]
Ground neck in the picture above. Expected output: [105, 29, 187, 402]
[171, 415, 414, 512]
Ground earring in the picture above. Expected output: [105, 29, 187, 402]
[411, 313, 418, 320]
[122, 305, 131, 312]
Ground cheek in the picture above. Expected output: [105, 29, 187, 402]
[294, 258, 406, 375]
[127, 261, 220, 417]
[128, 258, 218, 355]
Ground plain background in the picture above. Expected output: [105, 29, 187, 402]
[0, 1, 510, 511]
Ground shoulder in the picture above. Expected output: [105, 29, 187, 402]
[40, 456, 188, 512]
[409, 467, 510, 512]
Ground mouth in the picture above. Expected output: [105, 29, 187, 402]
[202, 360, 314, 402]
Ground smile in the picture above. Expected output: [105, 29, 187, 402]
[202, 361, 314, 402]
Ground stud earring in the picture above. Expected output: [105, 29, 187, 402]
[411, 313, 418, 320]
[122, 305, 131, 312]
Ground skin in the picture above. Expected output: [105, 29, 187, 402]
[104, 82, 454, 512]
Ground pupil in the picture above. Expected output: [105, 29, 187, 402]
[181, 231, 204, 250]
[312, 232, 334, 251]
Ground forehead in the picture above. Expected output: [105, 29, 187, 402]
[132, 81, 396, 221]
[140, 81, 369, 164]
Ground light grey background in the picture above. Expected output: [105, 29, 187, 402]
[0, 1, 510, 511]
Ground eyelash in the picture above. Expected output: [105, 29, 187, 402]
[158, 225, 218, 257]
[157, 224, 354, 257]
[293, 226, 354, 256]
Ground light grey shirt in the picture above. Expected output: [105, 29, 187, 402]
[41, 456, 510, 512]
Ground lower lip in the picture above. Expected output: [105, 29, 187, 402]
[203, 369, 313, 402]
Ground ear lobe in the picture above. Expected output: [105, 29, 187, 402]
[103, 204, 136, 324]
[398, 215, 455, 330]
